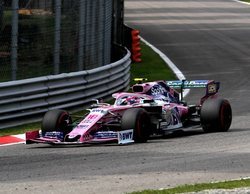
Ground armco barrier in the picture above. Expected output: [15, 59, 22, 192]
[0, 50, 131, 130]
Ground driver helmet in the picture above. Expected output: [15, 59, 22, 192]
[126, 96, 140, 105]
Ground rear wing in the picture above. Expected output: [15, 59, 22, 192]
[166, 80, 220, 100]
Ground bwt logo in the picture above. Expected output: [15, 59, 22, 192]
[119, 132, 133, 141]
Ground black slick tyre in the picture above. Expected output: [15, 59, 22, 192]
[121, 108, 151, 143]
[201, 98, 232, 132]
[41, 109, 72, 134]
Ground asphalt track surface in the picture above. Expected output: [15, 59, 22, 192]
[1, 1, 250, 194]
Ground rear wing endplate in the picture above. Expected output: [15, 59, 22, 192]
[166, 80, 220, 100]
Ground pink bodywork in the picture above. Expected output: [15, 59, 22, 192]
[65, 92, 156, 142]
[26, 80, 216, 145]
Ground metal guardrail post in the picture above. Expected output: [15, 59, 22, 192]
[112, 0, 124, 45]
[85, 0, 91, 68]
[78, 0, 85, 71]
[54, 0, 61, 74]
[0, 0, 3, 30]
[11, 0, 19, 81]
[97, 0, 103, 67]
[91, 1, 96, 67]
[103, 0, 112, 65]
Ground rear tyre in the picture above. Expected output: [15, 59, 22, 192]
[201, 98, 232, 132]
[41, 109, 72, 134]
[121, 108, 151, 143]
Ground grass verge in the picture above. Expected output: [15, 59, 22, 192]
[0, 41, 176, 136]
[0, 122, 41, 137]
[130, 41, 176, 85]
[241, 0, 250, 3]
[131, 179, 250, 194]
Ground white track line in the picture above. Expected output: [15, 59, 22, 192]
[141, 37, 190, 97]
[13, 134, 25, 140]
[232, 0, 250, 5]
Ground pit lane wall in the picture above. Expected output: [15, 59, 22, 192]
[0, 49, 131, 130]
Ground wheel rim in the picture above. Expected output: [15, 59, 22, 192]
[57, 112, 71, 130]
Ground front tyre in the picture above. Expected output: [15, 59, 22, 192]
[201, 98, 232, 132]
[121, 108, 151, 143]
[41, 109, 72, 134]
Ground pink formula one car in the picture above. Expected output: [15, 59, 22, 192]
[26, 79, 232, 145]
